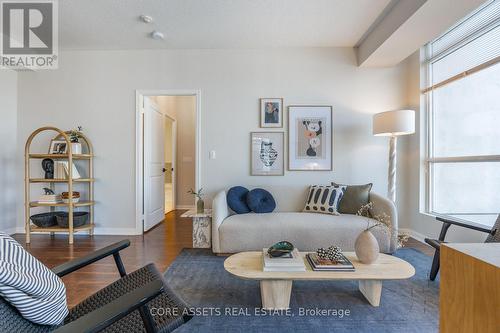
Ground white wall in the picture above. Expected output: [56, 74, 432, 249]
[16, 48, 409, 234]
[0, 70, 18, 234]
[399, 51, 486, 243]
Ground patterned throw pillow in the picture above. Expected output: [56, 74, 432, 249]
[0, 232, 68, 325]
[303, 185, 346, 215]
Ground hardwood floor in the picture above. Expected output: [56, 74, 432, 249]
[12, 210, 434, 307]
[13, 210, 193, 307]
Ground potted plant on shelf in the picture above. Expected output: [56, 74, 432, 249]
[69, 126, 83, 154]
[188, 188, 205, 214]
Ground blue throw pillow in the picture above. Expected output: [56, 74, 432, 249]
[247, 188, 276, 213]
[227, 186, 251, 214]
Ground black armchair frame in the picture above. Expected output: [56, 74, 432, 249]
[50, 240, 161, 333]
[424, 216, 496, 281]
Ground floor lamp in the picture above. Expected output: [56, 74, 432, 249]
[373, 110, 415, 203]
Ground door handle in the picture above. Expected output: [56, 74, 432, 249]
[162, 168, 166, 173]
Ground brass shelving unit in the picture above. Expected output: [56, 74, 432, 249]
[25, 126, 95, 244]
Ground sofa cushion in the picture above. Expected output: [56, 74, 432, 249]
[332, 182, 373, 214]
[219, 212, 391, 253]
[246, 188, 276, 213]
[303, 185, 346, 215]
[227, 186, 251, 214]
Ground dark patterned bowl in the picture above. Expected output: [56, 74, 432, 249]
[56, 212, 89, 228]
[30, 212, 64, 228]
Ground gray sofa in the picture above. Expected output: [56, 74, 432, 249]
[212, 185, 397, 254]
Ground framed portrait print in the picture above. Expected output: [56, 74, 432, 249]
[260, 98, 283, 128]
[251, 132, 284, 176]
[49, 140, 68, 154]
[288, 106, 333, 171]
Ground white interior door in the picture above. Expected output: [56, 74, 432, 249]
[144, 97, 166, 231]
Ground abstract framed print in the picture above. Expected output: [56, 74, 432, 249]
[260, 98, 283, 128]
[251, 132, 284, 176]
[288, 106, 333, 171]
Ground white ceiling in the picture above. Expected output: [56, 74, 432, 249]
[59, 0, 391, 50]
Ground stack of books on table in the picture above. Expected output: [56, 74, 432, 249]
[38, 194, 62, 204]
[306, 253, 355, 272]
[262, 248, 306, 272]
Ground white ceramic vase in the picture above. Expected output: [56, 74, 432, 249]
[71, 142, 82, 154]
[355, 230, 379, 264]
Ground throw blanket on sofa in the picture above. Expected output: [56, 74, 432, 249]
[0, 232, 68, 325]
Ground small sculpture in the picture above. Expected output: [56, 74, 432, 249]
[41, 158, 54, 179]
[316, 246, 343, 261]
[267, 241, 294, 258]
[43, 188, 55, 195]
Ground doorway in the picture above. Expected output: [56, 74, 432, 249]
[135, 90, 201, 234]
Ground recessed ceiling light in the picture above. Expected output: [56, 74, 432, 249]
[151, 31, 164, 40]
[140, 15, 153, 23]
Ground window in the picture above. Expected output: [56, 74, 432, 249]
[422, 0, 500, 228]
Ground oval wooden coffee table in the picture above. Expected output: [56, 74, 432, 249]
[224, 251, 415, 309]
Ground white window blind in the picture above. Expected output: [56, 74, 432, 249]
[423, 0, 500, 228]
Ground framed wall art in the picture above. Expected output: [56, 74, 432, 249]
[288, 105, 333, 171]
[260, 98, 283, 128]
[251, 132, 284, 176]
[48, 140, 68, 154]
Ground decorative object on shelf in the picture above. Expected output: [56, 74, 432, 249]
[288, 105, 333, 170]
[316, 245, 343, 261]
[188, 188, 205, 214]
[41, 158, 54, 179]
[69, 126, 83, 154]
[61, 191, 80, 203]
[251, 132, 284, 176]
[48, 140, 68, 154]
[56, 212, 89, 228]
[30, 212, 63, 228]
[43, 187, 54, 195]
[267, 241, 294, 258]
[180, 209, 212, 248]
[260, 98, 283, 128]
[38, 188, 62, 204]
[373, 110, 415, 203]
[25, 126, 95, 244]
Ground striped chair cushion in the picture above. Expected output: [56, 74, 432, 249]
[0, 232, 68, 325]
[303, 185, 346, 215]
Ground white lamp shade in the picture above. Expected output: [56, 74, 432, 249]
[373, 110, 415, 136]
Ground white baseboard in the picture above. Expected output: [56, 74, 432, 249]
[176, 205, 195, 210]
[93, 227, 140, 235]
[10, 226, 140, 236]
[4, 226, 20, 235]
[399, 228, 427, 243]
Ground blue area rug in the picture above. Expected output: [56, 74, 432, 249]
[164, 248, 439, 333]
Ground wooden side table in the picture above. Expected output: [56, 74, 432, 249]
[180, 209, 212, 248]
